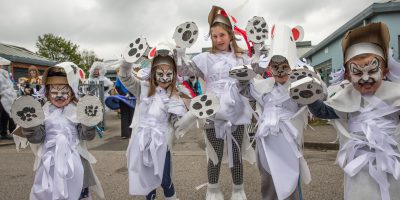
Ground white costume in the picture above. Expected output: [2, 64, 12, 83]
[0, 68, 17, 115]
[250, 78, 310, 200]
[21, 63, 104, 200]
[119, 65, 186, 196]
[192, 51, 254, 164]
[324, 82, 400, 200]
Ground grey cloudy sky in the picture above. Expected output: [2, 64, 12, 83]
[0, 0, 377, 60]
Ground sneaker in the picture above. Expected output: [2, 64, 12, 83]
[231, 184, 247, 200]
[206, 183, 224, 200]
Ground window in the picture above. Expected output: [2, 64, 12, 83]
[398, 35, 400, 59]
[314, 59, 332, 86]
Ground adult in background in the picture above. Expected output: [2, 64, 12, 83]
[115, 67, 135, 139]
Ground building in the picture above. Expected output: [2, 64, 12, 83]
[302, 0, 400, 85]
[0, 42, 56, 81]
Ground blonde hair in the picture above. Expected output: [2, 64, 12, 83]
[147, 60, 178, 98]
[209, 22, 244, 56]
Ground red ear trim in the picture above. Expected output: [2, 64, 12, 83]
[271, 25, 275, 39]
[149, 47, 157, 59]
[292, 28, 300, 41]
[79, 69, 85, 81]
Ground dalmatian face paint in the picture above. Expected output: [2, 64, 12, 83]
[269, 55, 291, 84]
[348, 55, 384, 95]
[155, 65, 174, 89]
[48, 84, 73, 108]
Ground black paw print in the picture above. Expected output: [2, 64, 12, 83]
[191, 95, 215, 117]
[289, 68, 318, 83]
[291, 81, 323, 105]
[173, 22, 198, 48]
[17, 107, 37, 122]
[85, 105, 99, 117]
[123, 37, 149, 63]
[229, 65, 256, 81]
[246, 16, 268, 43]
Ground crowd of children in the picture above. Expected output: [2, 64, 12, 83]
[5, 5, 400, 200]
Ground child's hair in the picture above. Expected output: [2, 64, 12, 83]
[209, 22, 244, 56]
[147, 57, 178, 97]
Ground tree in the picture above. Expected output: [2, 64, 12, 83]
[80, 49, 103, 75]
[36, 33, 82, 65]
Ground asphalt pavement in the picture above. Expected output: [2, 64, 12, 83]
[0, 112, 344, 200]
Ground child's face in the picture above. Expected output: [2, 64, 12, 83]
[93, 68, 100, 78]
[346, 53, 386, 95]
[48, 84, 73, 108]
[211, 25, 231, 52]
[268, 56, 291, 84]
[155, 64, 174, 89]
[29, 70, 37, 78]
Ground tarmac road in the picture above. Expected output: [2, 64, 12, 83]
[0, 112, 344, 200]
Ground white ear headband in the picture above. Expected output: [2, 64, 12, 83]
[345, 42, 384, 63]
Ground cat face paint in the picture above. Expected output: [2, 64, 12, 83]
[269, 55, 291, 84]
[348, 55, 383, 95]
[48, 84, 73, 108]
[155, 64, 174, 89]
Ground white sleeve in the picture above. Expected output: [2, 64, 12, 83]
[0, 70, 17, 115]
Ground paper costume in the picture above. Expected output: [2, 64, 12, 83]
[15, 62, 104, 200]
[120, 40, 187, 200]
[306, 22, 400, 200]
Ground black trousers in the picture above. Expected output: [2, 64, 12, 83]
[119, 102, 134, 138]
[0, 102, 16, 136]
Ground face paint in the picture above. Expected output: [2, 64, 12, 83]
[48, 84, 73, 108]
[349, 57, 381, 85]
[269, 55, 291, 77]
[348, 55, 384, 95]
[155, 67, 173, 84]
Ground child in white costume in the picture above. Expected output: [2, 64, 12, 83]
[21, 62, 104, 200]
[307, 22, 400, 200]
[249, 24, 311, 200]
[119, 43, 187, 200]
[176, 5, 256, 200]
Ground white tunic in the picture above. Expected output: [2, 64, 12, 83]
[192, 51, 254, 167]
[125, 79, 186, 195]
[250, 78, 310, 200]
[325, 81, 400, 200]
[30, 104, 84, 200]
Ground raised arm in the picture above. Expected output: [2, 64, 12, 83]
[118, 62, 141, 98]
[175, 48, 205, 79]
[307, 100, 339, 119]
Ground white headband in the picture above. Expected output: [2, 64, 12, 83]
[345, 42, 384, 63]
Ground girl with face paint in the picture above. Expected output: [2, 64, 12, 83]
[20, 64, 105, 200]
[306, 22, 400, 200]
[119, 44, 187, 200]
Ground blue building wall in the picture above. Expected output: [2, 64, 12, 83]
[370, 12, 400, 61]
[308, 12, 400, 74]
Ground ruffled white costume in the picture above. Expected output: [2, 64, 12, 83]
[119, 69, 186, 195]
[250, 77, 311, 200]
[30, 103, 104, 200]
[325, 81, 400, 200]
[190, 51, 256, 166]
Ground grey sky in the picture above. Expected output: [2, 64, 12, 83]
[0, 0, 377, 60]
